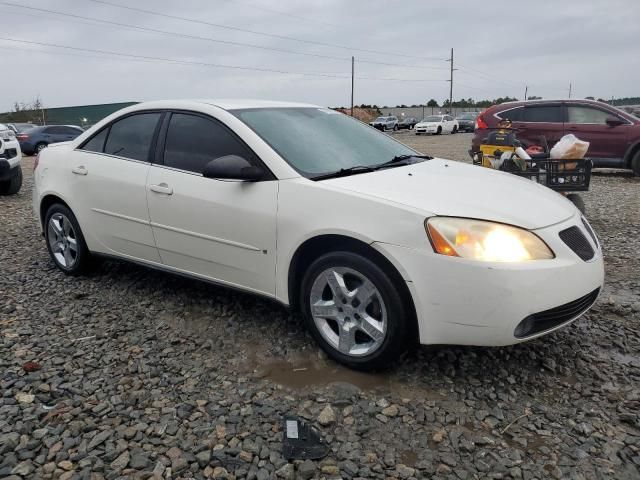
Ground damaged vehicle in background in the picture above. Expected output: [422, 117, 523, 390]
[33, 100, 604, 370]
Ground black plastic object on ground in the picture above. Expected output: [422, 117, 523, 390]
[282, 415, 330, 460]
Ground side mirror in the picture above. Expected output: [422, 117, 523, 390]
[202, 155, 264, 181]
[606, 117, 624, 127]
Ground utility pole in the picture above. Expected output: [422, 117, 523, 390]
[568, 82, 572, 99]
[350, 56, 354, 117]
[422, 104, 425, 119]
[447, 48, 455, 114]
[524, 85, 528, 101]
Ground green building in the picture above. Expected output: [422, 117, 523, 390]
[0, 102, 138, 127]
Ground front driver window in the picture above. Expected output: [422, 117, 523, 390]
[568, 106, 617, 124]
[163, 113, 256, 174]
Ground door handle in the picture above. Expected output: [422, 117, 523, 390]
[150, 183, 173, 195]
[72, 166, 88, 175]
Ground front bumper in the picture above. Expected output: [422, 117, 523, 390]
[373, 213, 604, 347]
[415, 126, 438, 134]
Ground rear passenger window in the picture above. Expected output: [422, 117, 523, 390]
[523, 105, 562, 123]
[499, 107, 523, 121]
[163, 113, 256, 174]
[80, 128, 108, 153]
[104, 113, 161, 161]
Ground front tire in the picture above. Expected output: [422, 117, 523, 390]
[0, 167, 22, 195]
[300, 251, 409, 371]
[393, 124, 398, 131]
[566, 193, 586, 214]
[632, 150, 640, 176]
[44, 204, 92, 275]
[452, 125, 458, 134]
[436, 126, 442, 135]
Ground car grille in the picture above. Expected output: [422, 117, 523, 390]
[559, 226, 595, 261]
[514, 288, 600, 338]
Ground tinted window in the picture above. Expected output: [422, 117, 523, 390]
[104, 113, 161, 161]
[45, 126, 65, 134]
[80, 128, 109, 153]
[567, 106, 616, 124]
[523, 105, 562, 123]
[499, 107, 523, 121]
[61, 126, 82, 135]
[163, 113, 255, 174]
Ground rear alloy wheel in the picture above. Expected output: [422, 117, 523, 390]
[44, 204, 91, 275]
[35, 142, 48, 154]
[301, 252, 409, 370]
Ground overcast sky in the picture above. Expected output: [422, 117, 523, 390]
[1, 0, 638, 111]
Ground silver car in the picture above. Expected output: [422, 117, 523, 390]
[369, 115, 398, 131]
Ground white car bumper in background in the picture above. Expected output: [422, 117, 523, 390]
[374, 214, 604, 347]
[0, 138, 22, 179]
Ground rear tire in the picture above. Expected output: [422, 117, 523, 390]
[566, 193, 585, 214]
[44, 204, 92, 275]
[300, 251, 409, 371]
[0, 167, 22, 195]
[35, 142, 47, 154]
[632, 150, 640, 176]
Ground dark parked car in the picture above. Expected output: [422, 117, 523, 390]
[456, 112, 478, 132]
[397, 117, 418, 130]
[471, 99, 640, 175]
[17, 125, 84, 155]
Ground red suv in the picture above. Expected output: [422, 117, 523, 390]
[471, 99, 640, 175]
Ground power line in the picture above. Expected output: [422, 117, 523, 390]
[0, 37, 447, 83]
[0, 2, 448, 72]
[86, 0, 447, 61]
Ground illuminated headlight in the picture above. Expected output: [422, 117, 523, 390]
[426, 217, 554, 262]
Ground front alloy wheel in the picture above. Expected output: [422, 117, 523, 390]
[301, 251, 409, 370]
[310, 267, 386, 357]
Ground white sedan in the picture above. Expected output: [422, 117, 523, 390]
[415, 114, 459, 135]
[32, 100, 604, 370]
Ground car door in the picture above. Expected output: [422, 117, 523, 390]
[70, 112, 163, 263]
[146, 111, 278, 296]
[517, 104, 564, 148]
[564, 103, 630, 159]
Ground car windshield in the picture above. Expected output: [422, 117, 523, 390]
[231, 107, 417, 177]
[423, 116, 442, 122]
[457, 113, 476, 120]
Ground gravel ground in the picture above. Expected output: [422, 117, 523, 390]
[1, 137, 639, 480]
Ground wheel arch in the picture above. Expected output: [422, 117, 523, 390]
[623, 139, 640, 168]
[39, 193, 72, 228]
[287, 233, 420, 343]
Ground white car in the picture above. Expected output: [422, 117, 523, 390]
[369, 115, 399, 131]
[0, 123, 23, 195]
[32, 100, 604, 370]
[415, 114, 459, 135]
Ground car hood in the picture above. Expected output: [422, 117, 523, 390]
[321, 159, 576, 230]
[416, 122, 441, 127]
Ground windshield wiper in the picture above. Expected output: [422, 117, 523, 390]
[311, 165, 375, 181]
[374, 154, 433, 169]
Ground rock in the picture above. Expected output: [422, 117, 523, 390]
[396, 464, 415, 479]
[275, 463, 295, 479]
[87, 430, 112, 450]
[321, 465, 339, 475]
[212, 466, 229, 478]
[298, 459, 316, 479]
[110, 450, 130, 471]
[318, 405, 336, 425]
[382, 405, 399, 417]
[432, 430, 446, 443]
[196, 450, 211, 467]
[129, 450, 149, 469]
[238, 450, 253, 463]
[58, 460, 74, 471]
[11, 461, 34, 476]
[15, 393, 34, 404]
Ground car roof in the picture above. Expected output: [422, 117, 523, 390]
[127, 99, 322, 111]
[497, 98, 611, 107]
